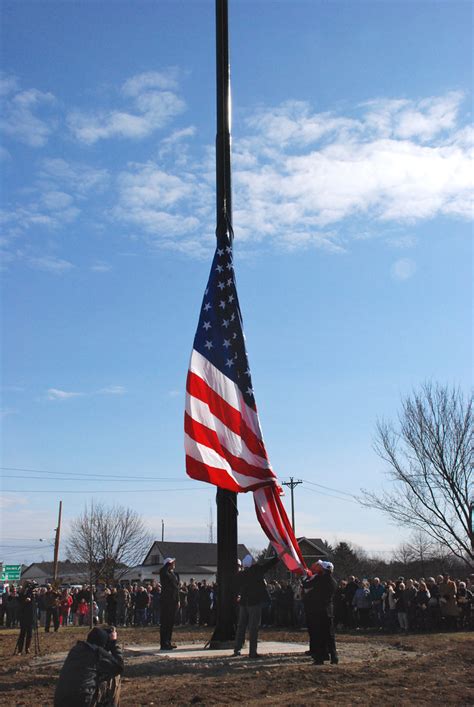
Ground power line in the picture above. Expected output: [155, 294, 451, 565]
[1, 468, 195, 482]
[1, 488, 210, 494]
[301, 484, 360, 505]
[301, 478, 358, 498]
[2, 475, 196, 483]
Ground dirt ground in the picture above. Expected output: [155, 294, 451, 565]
[0, 625, 472, 706]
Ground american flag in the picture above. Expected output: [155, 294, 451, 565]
[185, 229, 307, 574]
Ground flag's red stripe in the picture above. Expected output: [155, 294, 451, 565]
[185, 412, 275, 482]
[187, 371, 269, 460]
[272, 490, 306, 566]
[186, 455, 273, 493]
[254, 486, 307, 574]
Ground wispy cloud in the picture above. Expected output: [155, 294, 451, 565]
[47, 388, 84, 400]
[3, 77, 472, 265]
[68, 70, 185, 144]
[112, 90, 472, 257]
[0, 407, 18, 419]
[113, 161, 208, 251]
[46, 385, 126, 400]
[28, 256, 74, 273]
[90, 262, 112, 273]
[98, 385, 126, 395]
[0, 74, 57, 147]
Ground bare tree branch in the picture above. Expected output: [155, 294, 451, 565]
[67, 502, 153, 583]
[360, 383, 473, 568]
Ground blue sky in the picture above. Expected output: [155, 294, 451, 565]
[1, 0, 472, 566]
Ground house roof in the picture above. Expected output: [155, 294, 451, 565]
[297, 538, 328, 555]
[264, 537, 328, 559]
[22, 561, 90, 577]
[142, 541, 250, 567]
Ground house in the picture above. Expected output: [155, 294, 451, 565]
[21, 560, 90, 586]
[264, 537, 329, 576]
[121, 541, 251, 584]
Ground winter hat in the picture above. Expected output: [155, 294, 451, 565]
[242, 554, 254, 569]
[163, 557, 176, 565]
[318, 560, 334, 572]
[87, 627, 109, 648]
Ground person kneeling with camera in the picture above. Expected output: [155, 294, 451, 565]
[54, 626, 124, 707]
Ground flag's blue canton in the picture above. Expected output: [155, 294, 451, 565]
[193, 242, 256, 410]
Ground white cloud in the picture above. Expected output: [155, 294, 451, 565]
[386, 234, 417, 249]
[391, 257, 417, 281]
[90, 262, 112, 272]
[113, 162, 208, 246]
[28, 256, 74, 273]
[40, 158, 109, 195]
[98, 385, 126, 395]
[0, 407, 18, 418]
[68, 70, 185, 144]
[0, 72, 19, 96]
[110, 91, 471, 257]
[47, 388, 84, 400]
[364, 91, 464, 142]
[46, 385, 126, 400]
[122, 69, 179, 96]
[0, 84, 56, 147]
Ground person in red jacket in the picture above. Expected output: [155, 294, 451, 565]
[59, 589, 73, 627]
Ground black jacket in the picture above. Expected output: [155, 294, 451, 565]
[54, 640, 124, 707]
[159, 566, 180, 605]
[304, 572, 337, 617]
[236, 556, 279, 607]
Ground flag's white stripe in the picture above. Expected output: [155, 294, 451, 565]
[185, 434, 267, 490]
[254, 488, 286, 546]
[189, 349, 265, 442]
[254, 488, 301, 564]
[185, 394, 273, 472]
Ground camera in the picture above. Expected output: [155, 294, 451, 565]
[22, 581, 39, 599]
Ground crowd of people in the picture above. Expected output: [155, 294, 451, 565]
[333, 573, 473, 632]
[1, 570, 472, 636]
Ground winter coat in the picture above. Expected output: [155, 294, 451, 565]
[304, 572, 337, 617]
[352, 587, 372, 610]
[54, 640, 124, 707]
[438, 580, 458, 617]
[235, 556, 279, 607]
[159, 566, 179, 606]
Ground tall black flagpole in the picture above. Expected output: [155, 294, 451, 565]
[209, 0, 238, 647]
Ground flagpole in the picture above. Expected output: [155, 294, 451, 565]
[209, 0, 238, 648]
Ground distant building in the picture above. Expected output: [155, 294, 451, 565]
[264, 537, 329, 577]
[21, 560, 90, 586]
[121, 541, 251, 584]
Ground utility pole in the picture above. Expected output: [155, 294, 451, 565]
[161, 519, 165, 542]
[282, 479, 302, 535]
[52, 500, 62, 585]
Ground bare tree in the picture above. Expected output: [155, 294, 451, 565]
[67, 502, 153, 584]
[361, 383, 473, 567]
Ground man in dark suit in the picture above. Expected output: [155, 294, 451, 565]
[159, 558, 179, 650]
[303, 560, 338, 665]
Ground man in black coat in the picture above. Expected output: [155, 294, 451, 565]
[233, 553, 279, 659]
[303, 560, 338, 665]
[159, 558, 179, 650]
[54, 626, 124, 706]
[15, 583, 37, 655]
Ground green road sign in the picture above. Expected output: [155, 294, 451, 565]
[1, 564, 22, 581]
